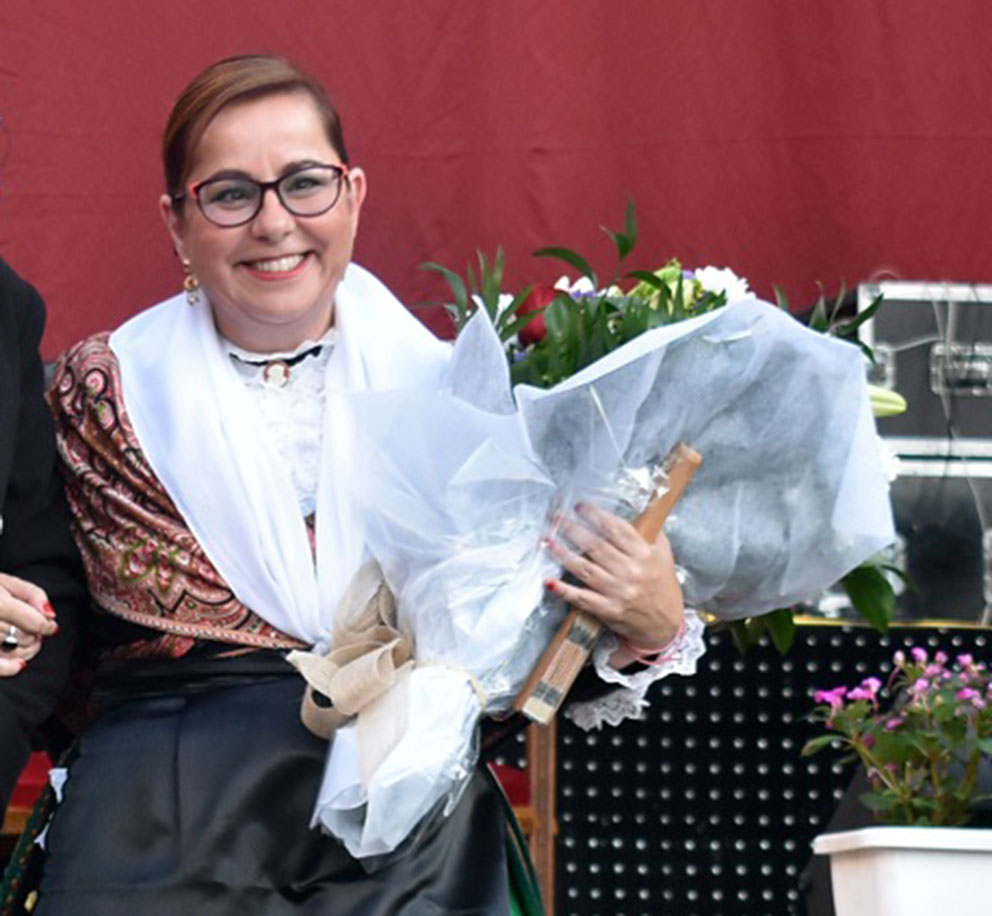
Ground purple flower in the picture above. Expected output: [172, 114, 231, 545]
[845, 677, 883, 705]
[911, 678, 930, 694]
[861, 733, 876, 749]
[814, 686, 848, 718]
[956, 687, 986, 709]
[935, 651, 948, 665]
[814, 686, 847, 706]
[862, 677, 883, 695]
[884, 716, 904, 731]
[958, 654, 974, 668]
[911, 647, 928, 664]
[893, 650, 906, 667]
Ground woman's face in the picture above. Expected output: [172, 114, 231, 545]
[159, 90, 366, 351]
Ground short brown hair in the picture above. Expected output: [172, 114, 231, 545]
[163, 54, 349, 208]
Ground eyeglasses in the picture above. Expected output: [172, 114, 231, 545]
[180, 163, 349, 228]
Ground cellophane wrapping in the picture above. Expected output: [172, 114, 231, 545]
[311, 297, 895, 859]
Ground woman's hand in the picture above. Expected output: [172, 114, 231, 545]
[0, 573, 57, 676]
[543, 502, 685, 668]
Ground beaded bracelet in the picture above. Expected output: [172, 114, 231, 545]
[620, 619, 687, 667]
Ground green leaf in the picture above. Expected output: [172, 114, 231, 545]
[604, 228, 633, 263]
[808, 288, 830, 332]
[833, 293, 884, 338]
[624, 270, 666, 290]
[826, 282, 849, 327]
[841, 564, 894, 632]
[907, 733, 941, 757]
[443, 302, 463, 327]
[465, 262, 478, 301]
[671, 274, 687, 320]
[501, 309, 547, 343]
[801, 734, 842, 757]
[771, 284, 791, 312]
[421, 262, 470, 319]
[645, 305, 666, 330]
[762, 608, 797, 654]
[477, 249, 505, 321]
[859, 792, 900, 813]
[876, 562, 913, 590]
[602, 198, 638, 263]
[534, 246, 597, 288]
[544, 298, 568, 339]
[623, 196, 638, 251]
[496, 286, 537, 339]
[729, 620, 753, 654]
[745, 616, 767, 644]
[873, 732, 914, 764]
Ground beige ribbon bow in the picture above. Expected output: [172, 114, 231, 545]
[287, 562, 414, 740]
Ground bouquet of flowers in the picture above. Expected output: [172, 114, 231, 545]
[429, 205, 902, 650]
[804, 647, 992, 825]
[310, 204, 895, 860]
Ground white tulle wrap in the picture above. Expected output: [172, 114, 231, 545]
[110, 265, 894, 861]
[337, 294, 894, 855]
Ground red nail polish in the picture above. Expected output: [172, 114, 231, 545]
[42, 602, 57, 619]
[18, 660, 27, 672]
[51, 624, 60, 636]
[544, 579, 558, 593]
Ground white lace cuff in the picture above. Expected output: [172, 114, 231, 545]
[563, 608, 706, 730]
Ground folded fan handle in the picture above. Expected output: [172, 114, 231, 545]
[512, 442, 702, 725]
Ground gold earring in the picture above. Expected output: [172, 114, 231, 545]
[182, 260, 200, 306]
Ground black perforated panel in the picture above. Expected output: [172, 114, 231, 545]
[552, 625, 989, 916]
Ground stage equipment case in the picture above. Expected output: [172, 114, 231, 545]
[855, 281, 992, 624]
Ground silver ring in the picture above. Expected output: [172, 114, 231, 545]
[1, 623, 18, 651]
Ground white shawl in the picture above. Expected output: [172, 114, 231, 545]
[109, 262, 451, 645]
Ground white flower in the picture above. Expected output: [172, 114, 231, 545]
[472, 292, 517, 319]
[554, 275, 596, 296]
[693, 266, 750, 301]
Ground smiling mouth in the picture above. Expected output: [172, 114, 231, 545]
[242, 253, 309, 276]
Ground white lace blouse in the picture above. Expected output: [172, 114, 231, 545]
[223, 332, 706, 730]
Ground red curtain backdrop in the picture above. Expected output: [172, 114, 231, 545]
[1, 0, 990, 356]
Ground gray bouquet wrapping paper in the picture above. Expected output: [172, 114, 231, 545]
[312, 296, 895, 858]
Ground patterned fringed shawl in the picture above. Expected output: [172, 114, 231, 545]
[48, 333, 305, 659]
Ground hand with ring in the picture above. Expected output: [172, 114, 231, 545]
[543, 501, 685, 667]
[0, 572, 58, 676]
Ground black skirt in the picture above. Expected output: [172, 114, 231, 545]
[34, 653, 511, 915]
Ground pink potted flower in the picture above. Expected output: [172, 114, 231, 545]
[805, 648, 992, 915]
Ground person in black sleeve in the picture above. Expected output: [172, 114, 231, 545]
[0, 256, 86, 814]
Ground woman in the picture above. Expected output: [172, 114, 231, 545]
[39, 55, 697, 914]
[0, 256, 85, 816]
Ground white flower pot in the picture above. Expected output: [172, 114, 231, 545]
[813, 826, 992, 916]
